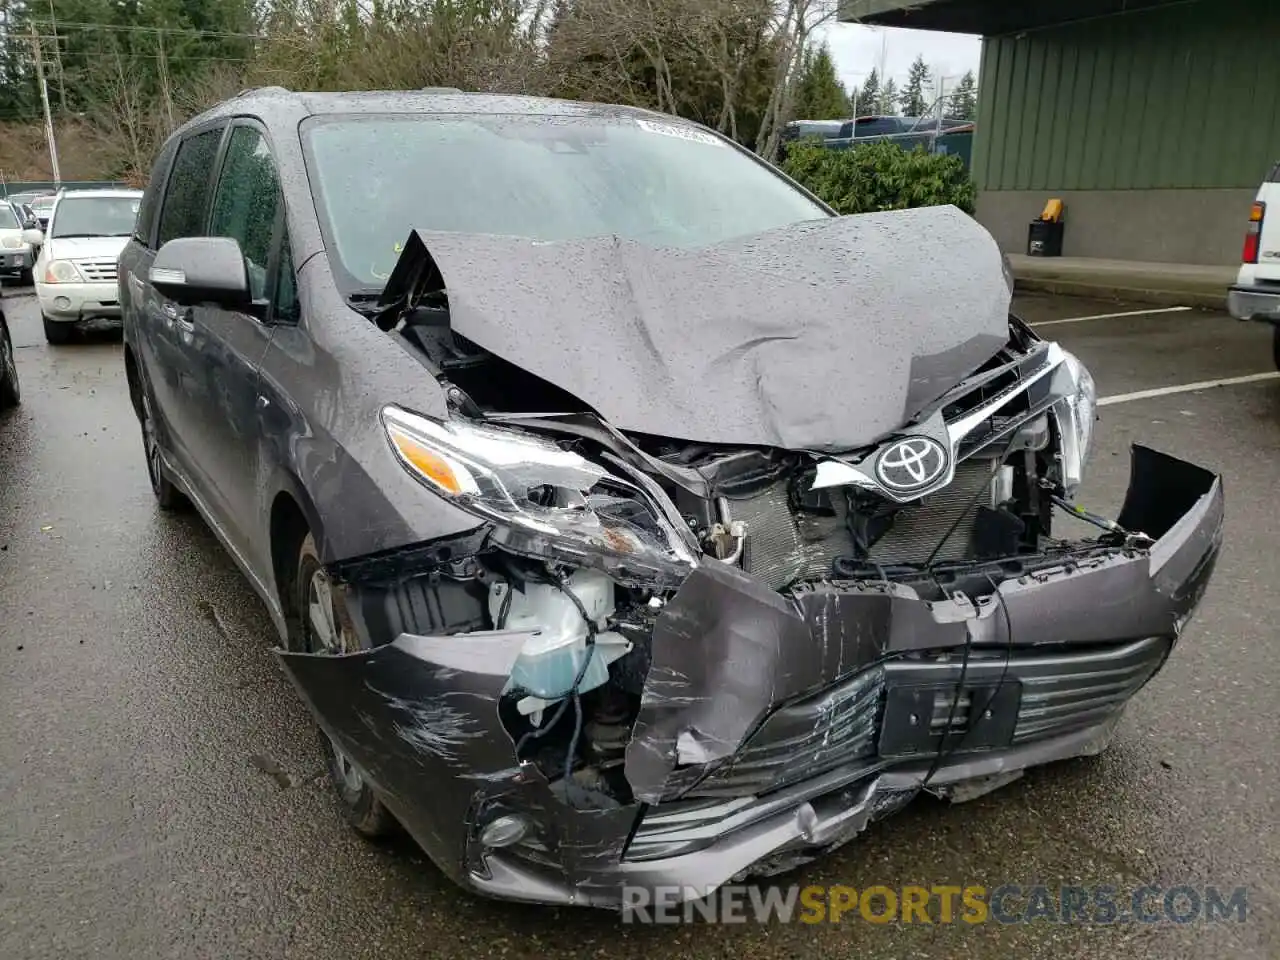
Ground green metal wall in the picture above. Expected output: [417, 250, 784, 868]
[972, 0, 1280, 192]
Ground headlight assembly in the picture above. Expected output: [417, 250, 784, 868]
[1052, 349, 1097, 496]
[0, 236, 23, 250]
[44, 259, 84, 284]
[381, 406, 697, 586]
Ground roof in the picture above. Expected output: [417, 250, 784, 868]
[839, 0, 1196, 34]
[180, 87, 673, 137]
[55, 188, 144, 199]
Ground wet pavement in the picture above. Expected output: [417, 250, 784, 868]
[0, 286, 1276, 959]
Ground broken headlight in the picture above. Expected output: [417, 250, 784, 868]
[381, 406, 697, 586]
[1052, 349, 1097, 496]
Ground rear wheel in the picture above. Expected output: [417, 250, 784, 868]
[297, 533, 396, 839]
[42, 315, 72, 345]
[0, 321, 19, 409]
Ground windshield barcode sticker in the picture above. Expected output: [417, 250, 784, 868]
[635, 118, 723, 146]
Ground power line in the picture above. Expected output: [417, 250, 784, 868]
[24, 19, 262, 40]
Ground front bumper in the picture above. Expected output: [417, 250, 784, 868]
[1228, 284, 1280, 322]
[277, 445, 1223, 908]
[0, 247, 33, 276]
[35, 280, 122, 321]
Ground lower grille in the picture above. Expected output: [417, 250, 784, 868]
[627, 636, 1171, 859]
[733, 459, 997, 588]
[75, 258, 118, 283]
[664, 668, 882, 799]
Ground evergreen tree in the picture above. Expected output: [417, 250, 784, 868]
[854, 67, 880, 115]
[792, 44, 851, 120]
[950, 69, 978, 120]
[898, 54, 931, 117]
[879, 77, 899, 116]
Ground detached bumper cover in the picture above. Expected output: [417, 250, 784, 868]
[277, 445, 1222, 908]
[1228, 284, 1280, 322]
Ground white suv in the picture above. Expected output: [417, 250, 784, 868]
[34, 189, 143, 344]
[1228, 164, 1280, 368]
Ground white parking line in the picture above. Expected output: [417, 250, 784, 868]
[1099, 371, 1280, 406]
[1031, 306, 1194, 327]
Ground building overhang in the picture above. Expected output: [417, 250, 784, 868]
[839, 0, 1196, 35]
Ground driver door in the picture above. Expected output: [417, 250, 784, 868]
[181, 121, 284, 573]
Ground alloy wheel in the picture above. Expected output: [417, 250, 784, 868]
[306, 566, 365, 794]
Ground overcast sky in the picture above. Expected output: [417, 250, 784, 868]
[814, 22, 982, 96]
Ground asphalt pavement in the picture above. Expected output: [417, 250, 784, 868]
[0, 287, 1276, 959]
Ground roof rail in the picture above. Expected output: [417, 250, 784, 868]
[420, 86, 463, 93]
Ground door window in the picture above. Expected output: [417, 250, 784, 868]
[209, 126, 282, 300]
[157, 127, 223, 246]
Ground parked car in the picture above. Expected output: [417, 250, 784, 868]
[0, 201, 40, 284]
[0, 299, 19, 409]
[1227, 162, 1280, 367]
[27, 194, 55, 230]
[34, 188, 142, 343]
[120, 89, 1223, 910]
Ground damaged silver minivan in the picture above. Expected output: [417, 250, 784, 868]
[119, 89, 1224, 908]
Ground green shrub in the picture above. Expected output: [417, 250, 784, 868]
[781, 140, 976, 216]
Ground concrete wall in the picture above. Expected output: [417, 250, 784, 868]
[977, 188, 1255, 265]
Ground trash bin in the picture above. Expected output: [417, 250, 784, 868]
[1027, 219, 1065, 257]
[1027, 198, 1065, 257]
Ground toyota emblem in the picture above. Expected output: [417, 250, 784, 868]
[875, 437, 948, 492]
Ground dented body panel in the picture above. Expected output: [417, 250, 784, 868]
[277, 444, 1223, 907]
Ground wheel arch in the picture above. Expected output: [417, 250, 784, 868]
[268, 473, 326, 650]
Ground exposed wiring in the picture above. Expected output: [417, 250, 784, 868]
[914, 574, 1016, 799]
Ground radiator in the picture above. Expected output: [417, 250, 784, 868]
[733, 459, 997, 588]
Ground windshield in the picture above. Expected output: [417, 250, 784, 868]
[0, 204, 17, 229]
[31, 197, 54, 212]
[50, 195, 140, 239]
[302, 113, 829, 290]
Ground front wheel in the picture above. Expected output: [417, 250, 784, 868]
[297, 533, 396, 839]
[0, 323, 19, 409]
[139, 390, 181, 510]
[42, 315, 72, 345]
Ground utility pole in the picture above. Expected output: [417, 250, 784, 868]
[935, 74, 945, 142]
[157, 29, 175, 129]
[48, 0, 67, 112]
[30, 25, 61, 186]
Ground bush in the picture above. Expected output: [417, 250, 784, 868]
[781, 140, 976, 216]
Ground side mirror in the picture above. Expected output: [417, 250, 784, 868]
[150, 236, 251, 309]
[22, 228, 43, 246]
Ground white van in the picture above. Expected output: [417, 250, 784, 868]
[1228, 163, 1280, 368]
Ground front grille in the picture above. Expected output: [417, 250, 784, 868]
[733, 460, 997, 588]
[75, 258, 117, 283]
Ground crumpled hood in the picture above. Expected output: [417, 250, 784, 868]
[409, 206, 1011, 452]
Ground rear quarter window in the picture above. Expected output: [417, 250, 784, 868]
[157, 127, 224, 246]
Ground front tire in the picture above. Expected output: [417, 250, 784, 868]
[42, 315, 72, 345]
[297, 533, 396, 839]
[0, 322, 19, 409]
[139, 390, 181, 510]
